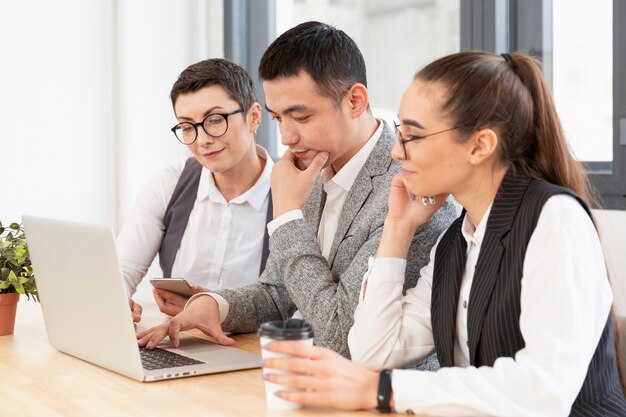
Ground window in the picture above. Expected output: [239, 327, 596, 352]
[552, 1, 612, 163]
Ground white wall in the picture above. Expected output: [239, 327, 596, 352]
[0, 0, 223, 232]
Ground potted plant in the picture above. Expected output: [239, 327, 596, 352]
[0, 221, 38, 336]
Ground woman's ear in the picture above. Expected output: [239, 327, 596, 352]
[467, 128, 498, 165]
[248, 102, 262, 134]
[346, 83, 369, 119]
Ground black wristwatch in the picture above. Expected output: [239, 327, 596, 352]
[376, 369, 393, 413]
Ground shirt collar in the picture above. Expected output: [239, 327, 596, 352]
[197, 145, 273, 212]
[461, 203, 492, 248]
[321, 119, 383, 192]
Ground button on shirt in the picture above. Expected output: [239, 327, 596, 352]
[117, 145, 272, 296]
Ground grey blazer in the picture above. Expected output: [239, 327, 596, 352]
[214, 122, 458, 358]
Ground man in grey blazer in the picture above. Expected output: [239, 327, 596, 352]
[137, 21, 457, 360]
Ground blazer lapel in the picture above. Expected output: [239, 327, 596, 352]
[467, 168, 531, 364]
[432, 216, 466, 367]
[327, 122, 395, 267]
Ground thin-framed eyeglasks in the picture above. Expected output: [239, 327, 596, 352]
[171, 108, 244, 145]
[394, 122, 461, 159]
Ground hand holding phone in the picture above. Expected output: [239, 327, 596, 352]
[149, 278, 194, 297]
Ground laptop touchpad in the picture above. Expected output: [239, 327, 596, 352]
[159, 333, 227, 353]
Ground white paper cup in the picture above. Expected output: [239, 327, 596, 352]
[258, 319, 314, 410]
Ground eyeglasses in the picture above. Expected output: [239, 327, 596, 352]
[394, 122, 461, 159]
[171, 108, 244, 145]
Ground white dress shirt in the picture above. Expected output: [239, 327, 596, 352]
[117, 145, 272, 296]
[348, 195, 613, 417]
[204, 120, 383, 321]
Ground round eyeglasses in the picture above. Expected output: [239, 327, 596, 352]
[171, 108, 244, 145]
[394, 122, 461, 159]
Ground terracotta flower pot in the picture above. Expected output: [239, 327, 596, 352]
[0, 292, 20, 336]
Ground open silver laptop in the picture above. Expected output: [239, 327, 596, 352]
[23, 215, 260, 382]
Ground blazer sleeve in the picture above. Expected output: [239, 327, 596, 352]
[212, 210, 376, 358]
[213, 178, 390, 357]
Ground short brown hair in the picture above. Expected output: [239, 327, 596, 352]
[170, 58, 257, 113]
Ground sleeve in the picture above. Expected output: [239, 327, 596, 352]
[385, 195, 614, 417]
[267, 209, 303, 236]
[116, 159, 186, 296]
[348, 240, 440, 370]
[211, 259, 298, 335]
[348, 197, 457, 368]
[266, 216, 384, 357]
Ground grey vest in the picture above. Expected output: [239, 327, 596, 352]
[158, 157, 272, 278]
[431, 167, 626, 416]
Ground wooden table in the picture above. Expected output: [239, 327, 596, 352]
[0, 298, 384, 417]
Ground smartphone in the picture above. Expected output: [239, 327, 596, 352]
[149, 278, 194, 297]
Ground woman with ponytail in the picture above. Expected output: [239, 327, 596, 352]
[259, 51, 626, 416]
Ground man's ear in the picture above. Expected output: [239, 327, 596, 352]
[467, 128, 499, 165]
[345, 83, 369, 119]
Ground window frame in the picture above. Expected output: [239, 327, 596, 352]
[461, 0, 626, 209]
[223, 0, 278, 159]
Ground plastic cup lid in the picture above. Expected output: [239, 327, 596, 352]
[257, 318, 314, 340]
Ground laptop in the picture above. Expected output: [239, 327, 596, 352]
[23, 215, 260, 382]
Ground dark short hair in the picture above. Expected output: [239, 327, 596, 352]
[170, 58, 257, 113]
[259, 21, 367, 104]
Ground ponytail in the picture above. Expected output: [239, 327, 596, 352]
[511, 53, 597, 206]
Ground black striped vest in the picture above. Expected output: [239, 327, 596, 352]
[158, 157, 272, 278]
[431, 167, 626, 415]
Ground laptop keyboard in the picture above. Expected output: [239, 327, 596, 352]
[139, 347, 205, 370]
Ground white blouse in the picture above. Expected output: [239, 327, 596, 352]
[348, 195, 613, 417]
[117, 145, 272, 296]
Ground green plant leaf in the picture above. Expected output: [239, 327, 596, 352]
[8, 270, 24, 293]
[8, 269, 17, 281]
[0, 221, 37, 301]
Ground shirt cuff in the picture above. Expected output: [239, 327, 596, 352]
[267, 209, 304, 236]
[391, 369, 425, 415]
[185, 292, 230, 324]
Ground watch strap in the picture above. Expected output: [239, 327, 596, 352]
[377, 369, 393, 413]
